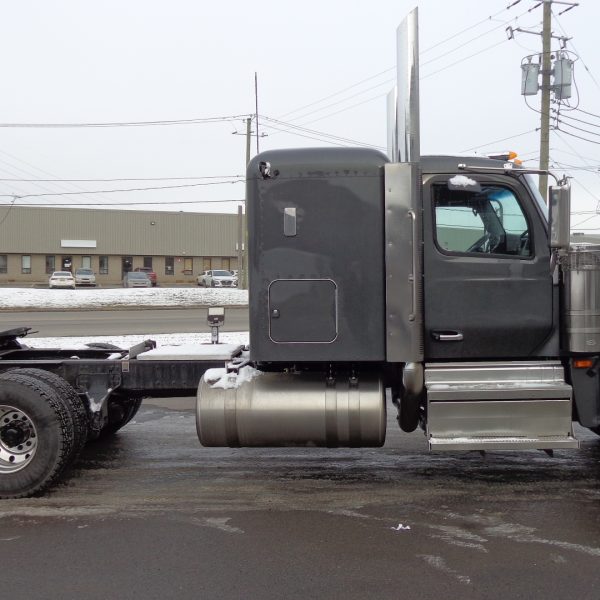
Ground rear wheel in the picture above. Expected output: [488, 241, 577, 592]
[0, 372, 75, 498]
[7, 369, 88, 456]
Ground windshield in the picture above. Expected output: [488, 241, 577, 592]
[53, 272, 72, 277]
[77, 269, 93, 275]
[213, 270, 232, 276]
[128, 272, 148, 279]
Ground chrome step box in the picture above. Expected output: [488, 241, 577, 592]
[425, 361, 579, 451]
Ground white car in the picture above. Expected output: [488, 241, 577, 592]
[74, 268, 96, 287]
[197, 270, 237, 288]
[49, 271, 76, 289]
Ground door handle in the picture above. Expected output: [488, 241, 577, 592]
[432, 331, 464, 342]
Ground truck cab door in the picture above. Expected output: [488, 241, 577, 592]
[423, 173, 555, 359]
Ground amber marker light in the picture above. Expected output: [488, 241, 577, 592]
[573, 359, 594, 369]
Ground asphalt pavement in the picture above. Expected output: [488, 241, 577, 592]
[1, 397, 599, 600]
[3, 307, 249, 337]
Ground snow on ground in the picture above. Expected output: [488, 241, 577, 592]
[25, 331, 250, 350]
[0, 287, 248, 310]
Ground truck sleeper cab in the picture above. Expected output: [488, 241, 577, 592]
[196, 147, 595, 452]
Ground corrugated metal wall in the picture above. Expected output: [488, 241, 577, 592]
[0, 206, 239, 255]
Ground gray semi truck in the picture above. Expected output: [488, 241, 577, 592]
[1, 8, 599, 498]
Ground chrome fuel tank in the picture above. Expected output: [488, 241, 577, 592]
[562, 244, 600, 353]
[196, 368, 386, 448]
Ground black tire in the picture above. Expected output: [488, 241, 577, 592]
[211, 281, 215, 288]
[97, 395, 144, 438]
[0, 372, 75, 498]
[7, 369, 88, 456]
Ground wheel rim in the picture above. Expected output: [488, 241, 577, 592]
[0, 405, 38, 473]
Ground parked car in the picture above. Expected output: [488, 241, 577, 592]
[134, 267, 157, 287]
[197, 270, 237, 288]
[74, 268, 96, 287]
[123, 271, 152, 288]
[49, 271, 76, 289]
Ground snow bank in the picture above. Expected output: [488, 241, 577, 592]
[0, 287, 248, 310]
[24, 331, 250, 350]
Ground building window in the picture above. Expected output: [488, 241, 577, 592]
[82, 256, 91, 269]
[99, 256, 109, 274]
[143, 256, 152, 269]
[165, 256, 174, 276]
[0, 255, 7, 274]
[21, 255, 31, 274]
[183, 257, 193, 274]
[221, 257, 231, 270]
[45, 256, 55, 274]
[203, 258, 211, 270]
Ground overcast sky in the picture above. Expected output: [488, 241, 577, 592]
[0, 0, 599, 230]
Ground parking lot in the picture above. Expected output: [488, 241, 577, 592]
[1, 398, 599, 600]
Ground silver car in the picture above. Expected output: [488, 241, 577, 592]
[74, 268, 96, 287]
[123, 272, 151, 288]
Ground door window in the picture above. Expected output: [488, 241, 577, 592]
[433, 182, 531, 257]
[45, 255, 55, 274]
[165, 256, 174, 276]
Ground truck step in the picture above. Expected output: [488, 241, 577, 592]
[429, 435, 579, 451]
[425, 361, 579, 451]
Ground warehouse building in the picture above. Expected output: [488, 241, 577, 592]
[0, 206, 240, 285]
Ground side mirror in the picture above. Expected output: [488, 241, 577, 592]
[549, 182, 571, 251]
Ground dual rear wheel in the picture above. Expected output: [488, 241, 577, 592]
[0, 368, 143, 498]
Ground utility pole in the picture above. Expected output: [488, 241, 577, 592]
[513, 0, 576, 201]
[538, 0, 552, 202]
[240, 117, 252, 290]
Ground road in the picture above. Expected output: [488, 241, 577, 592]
[1, 398, 599, 600]
[4, 307, 249, 337]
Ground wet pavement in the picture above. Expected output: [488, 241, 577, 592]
[1, 399, 600, 599]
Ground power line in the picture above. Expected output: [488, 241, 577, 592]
[260, 116, 384, 149]
[460, 129, 538, 153]
[552, 9, 600, 92]
[554, 117, 600, 138]
[0, 146, 118, 205]
[0, 175, 245, 183]
[421, 39, 508, 80]
[574, 107, 600, 121]
[0, 198, 244, 207]
[0, 115, 251, 128]
[0, 179, 245, 200]
[556, 126, 600, 145]
[277, 3, 530, 124]
[554, 110, 600, 129]
[277, 68, 395, 120]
